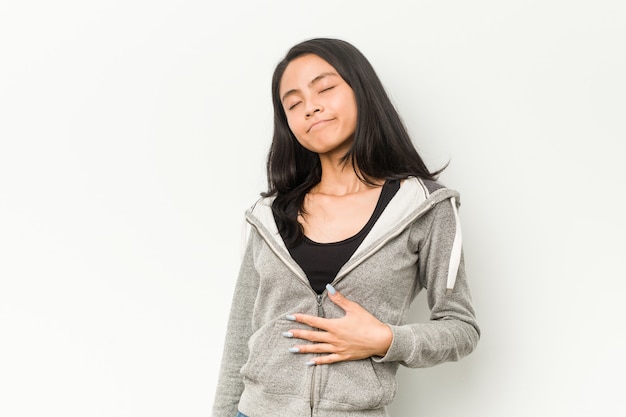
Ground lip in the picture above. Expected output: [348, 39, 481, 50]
[307, 118, 334, 133]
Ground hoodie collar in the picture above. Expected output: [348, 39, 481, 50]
[244, 178, 462, 294]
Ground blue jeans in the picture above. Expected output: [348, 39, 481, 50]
[236, 412, 248, 417]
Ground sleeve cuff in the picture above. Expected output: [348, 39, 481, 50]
[372, 324, 416, 364]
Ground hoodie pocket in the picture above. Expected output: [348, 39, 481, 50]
[319, 358, 396, 409]
[239, 320, 311, 397]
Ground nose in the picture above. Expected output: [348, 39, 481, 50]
[305, 103, 323, 118]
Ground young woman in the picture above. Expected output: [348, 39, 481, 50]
[212, 38, 479, 417]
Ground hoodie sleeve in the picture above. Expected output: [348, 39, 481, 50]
[373, 197, 480, 368]
[212, 229, 260, 417]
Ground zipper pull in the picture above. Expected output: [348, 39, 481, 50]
[317, 294, 325, 318]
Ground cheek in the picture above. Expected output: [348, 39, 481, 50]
[335, 94, 358, 122]
[347, 100, 358, 129]
[286, 114, 305, 136]
[285, 117, 298, 135]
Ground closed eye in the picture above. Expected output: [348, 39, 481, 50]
[320, 86, 335, 93]
[288, 101, 302, 110]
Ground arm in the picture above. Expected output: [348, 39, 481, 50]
[212, 230, 260, 417]
[375, 198, 480, 368]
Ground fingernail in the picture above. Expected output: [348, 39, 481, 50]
[326, 283, 336, 295]
[282, 332, 293, 338]
[305, 360, 316, 366]
[288, 347, 300, 353]
[285, 314, 296, 321]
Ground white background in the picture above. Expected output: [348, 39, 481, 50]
[1, 1, 625, 416]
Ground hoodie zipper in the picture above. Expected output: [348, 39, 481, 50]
[310, 293, 324, 415]
[246, 200, 441, 415]
[316, 293, 325, 317]
[243, 220, 327, 413]
[245, 190, 457, 415]
[244, 215, 326, 412]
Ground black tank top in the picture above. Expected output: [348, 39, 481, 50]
[286, 179, 400, 294]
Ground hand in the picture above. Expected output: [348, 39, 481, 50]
[284, 284, 393, 365]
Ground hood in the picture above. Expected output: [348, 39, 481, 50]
[243, 177, 463, 295]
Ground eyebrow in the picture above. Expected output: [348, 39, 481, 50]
[281, 72, 338, 103]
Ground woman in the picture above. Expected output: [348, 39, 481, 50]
[212, 38, 479, 417]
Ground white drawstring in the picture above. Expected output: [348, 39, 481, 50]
[446, 197, 463, 296]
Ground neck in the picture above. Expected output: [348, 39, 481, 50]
[314, 154, 380, 196]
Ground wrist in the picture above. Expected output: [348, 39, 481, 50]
[374, 323, 393, 357]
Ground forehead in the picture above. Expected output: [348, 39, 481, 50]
[279, 54, 339, 93]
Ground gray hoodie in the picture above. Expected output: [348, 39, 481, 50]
[213, 178, 480, 417]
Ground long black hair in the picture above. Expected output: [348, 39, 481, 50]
[265, 38, 443, 247]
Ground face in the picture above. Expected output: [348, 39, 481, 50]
[279, 54, 358, 157]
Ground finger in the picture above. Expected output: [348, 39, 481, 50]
[307, 353, 346, 366]
[325, 283, 354, 312]
[286, 314, 332, 331]
[289, 343, 335, 354]
[287, 329, 332, 343]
